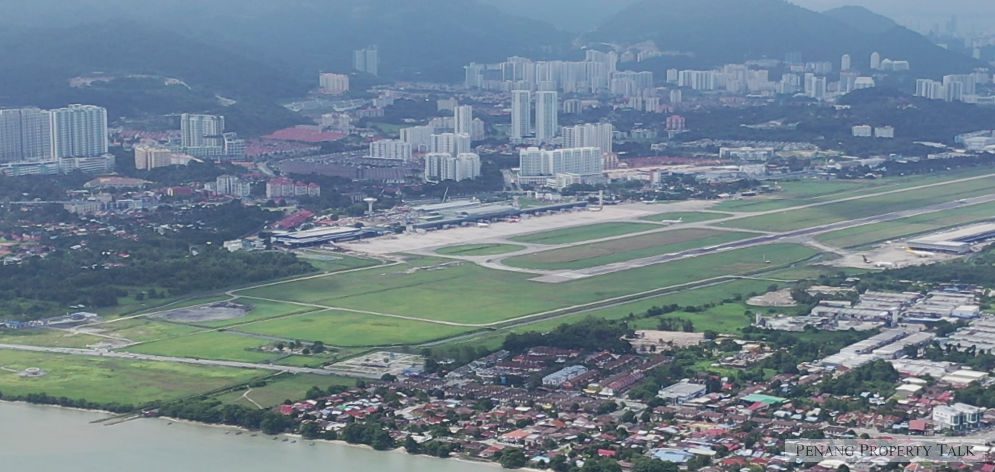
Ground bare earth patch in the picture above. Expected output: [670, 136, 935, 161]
[746, 288, 797, 307]
[154, 302, 250, 323]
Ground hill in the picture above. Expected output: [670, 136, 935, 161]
[479, 0, 640, 32]
[0, 0, 569, 84]
[0, 22, 307, 135]
[822, 5, 898, 35]
[591, 0, 979, 77]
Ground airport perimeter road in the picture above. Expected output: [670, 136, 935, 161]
[0, 343, 338, 376]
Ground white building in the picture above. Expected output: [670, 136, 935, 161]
[874, 126, 895, 139]
[657, 381, 707, 404]
[353, 46, 379, 76]
[804, 74, 827, 101]
[368, 139, 412, 160]
[841, 54, 852, 72]
[562, 123, 613, 154]
[430, 133, 471, 157]
[0, 107, 51, 162]
[510, 90, 531, 142]
[424, 152, 481, 182]
[454, 105, 473, 138]
[852, 125, 873, 137]
[933, 403, 983, 431]
[519, 147, 603, 183]
[212, 175, 251, 197]
[134, 145, 194, 170]
[49, 104, 108, 159]
[719, 147, 774, 161]
[180, 113, 225, 148]
[319, 73, 350, 94]
[534, 91, 558, 143]
[870, 52, 881, 70]
[678, 70, 716, 91]
[400, 125, 434, 152]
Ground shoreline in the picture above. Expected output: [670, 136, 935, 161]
[1, 400, 523, 471]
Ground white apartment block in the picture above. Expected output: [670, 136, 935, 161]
[369, 139, 412, 160]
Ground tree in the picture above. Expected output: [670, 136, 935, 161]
[580, 457, 622, 472]
[404, 435, 421, 454]
[500, 448, 528, 469]
[300, 422, 322, 439]
[632, 457, 679, 472]
[259, 412, 291, 435]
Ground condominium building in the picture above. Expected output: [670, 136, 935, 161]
[534, 91, 558, 143]
[369, 139, 412, 160]
[430, 133, 471, 157]
[49, 104, 108, 159]
[518, 147, 603, 177]
[0, 107, 51, 162]
[454, 105, 473, 138]
[133, 145, 195, 170]
[212, 175, 251, 197]
[510, 90, 531, 142]
[180, 113, 225, 148]
[353, 46, 379, 76]
[266, 177, 321, 199]
[319, 73, 350, 94]
[424, 152, 481, 182]
[401, 125, 434, 153]
[562, 123, 613, 154]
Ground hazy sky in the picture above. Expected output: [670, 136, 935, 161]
[791, 0, 995, 33]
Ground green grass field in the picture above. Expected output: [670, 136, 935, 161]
[504, 228, 754, 270]
[295, 254, 382, 273]
[214, 373, 355, 408]
[509, 222, 656, 245]
[722, 175, 995, 232]
[816, 200, 995, 248]
[0, 351, 259, 406]
[96, 319, 203, 344]
[714, 170, 988, 213]
[628, 303, 753, 334]
[237, 244, 819, 326]
[124, 330, 279, 363]
[0, 329, 106, 348]
[237, 310, 474, 347]
[431, 276, 802, 353]
[435, 243, 526, 257]
[195, 299, 320, 328]
[639, 211, 733, 223]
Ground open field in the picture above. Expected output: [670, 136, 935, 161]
[434, 243, 526, 257]
[714, 170, 986, 212]
[816, 200, 995, 248]
[504, 228, 754, 270]
[639, 211, 732, 223]
[509, 222, 656, 245]
[628, 303, 754, 334]
[0, 329, 107, 349]
[238, 310, 474, 347]
[238, 244, 819, 326]
[124, 331, 279, 363]
[722, 175, 995, 232]
[294, 253, 382, 273]
[214, 373, 356, 408]
[94, 319, 203, 344]
[196, 299, 320, 328]
[0, 350, 259, 406]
